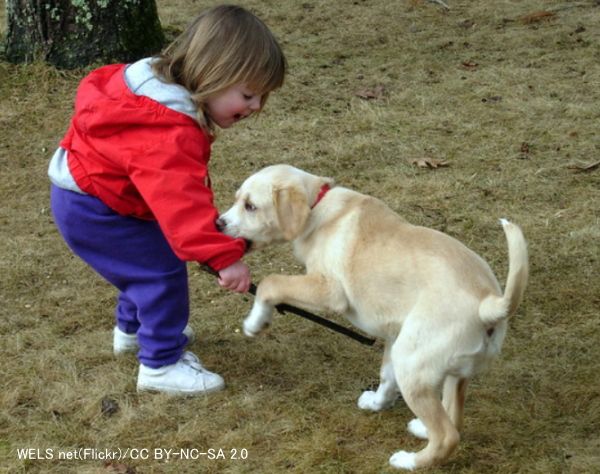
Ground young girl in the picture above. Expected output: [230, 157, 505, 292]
[48, 5, 286, 395]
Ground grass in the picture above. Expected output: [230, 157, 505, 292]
[1, 0, 599, 472]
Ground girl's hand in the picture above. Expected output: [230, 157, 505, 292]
[218, 260, 251, 293]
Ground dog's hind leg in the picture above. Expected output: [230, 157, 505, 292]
[389, 343, 460, 469]
[443, 375, 468, 432]
[407, 375, 468, 441]
[358, 340, 400, 411]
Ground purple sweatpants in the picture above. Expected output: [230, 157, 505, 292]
[50, 184, 190, 368]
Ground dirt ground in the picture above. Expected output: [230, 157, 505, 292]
[1, 1, 599, 473]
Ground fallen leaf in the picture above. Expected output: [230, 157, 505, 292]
[355, 84, 386, 100]
[567, 160, 600, 173]
[461, 60, 478, 70]
[101, 397, 119, 417]
[411, 158, 450, 169]
[482, 95, 503, 103]
[519, 11, 556, 24]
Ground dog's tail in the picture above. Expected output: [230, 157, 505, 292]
[479, 219, 529, 325]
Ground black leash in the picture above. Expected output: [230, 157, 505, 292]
[199, 265, 376, 346]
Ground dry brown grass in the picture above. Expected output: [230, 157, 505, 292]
[1, 0, 599, 473]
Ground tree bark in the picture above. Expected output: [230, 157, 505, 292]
[5, 0, 165, 69]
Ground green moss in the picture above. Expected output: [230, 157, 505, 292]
[6, 1, 164, 68]
[70, 1, 94, 32]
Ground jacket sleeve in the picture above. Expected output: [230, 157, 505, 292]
[126, 127, 246, 271]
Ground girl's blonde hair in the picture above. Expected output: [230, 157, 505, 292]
[152, 4, 286, 132]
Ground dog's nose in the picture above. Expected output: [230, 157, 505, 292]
[216, 217, 226, 231]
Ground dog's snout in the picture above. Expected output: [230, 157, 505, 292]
[216, 216, 226, 231]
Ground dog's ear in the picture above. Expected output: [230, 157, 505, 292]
[273, 185, 310, 240]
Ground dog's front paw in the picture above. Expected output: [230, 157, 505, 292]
[407, 418, 428, 440]
[242, 322, 258, 337]
[242, 300, 273, 337]
[389, 450, 417, 471]
[242, 317, 268, 337]
[358, 390, 389, 411]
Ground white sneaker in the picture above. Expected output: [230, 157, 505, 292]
[113, 325, 195, 355]
[137, 351, 225, 395]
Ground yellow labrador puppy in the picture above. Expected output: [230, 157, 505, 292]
[218, 164, 528, 470]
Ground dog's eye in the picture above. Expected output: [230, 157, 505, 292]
[244, 201, 257, 212]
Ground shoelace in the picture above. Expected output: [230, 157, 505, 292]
[181, 351, 207, 373]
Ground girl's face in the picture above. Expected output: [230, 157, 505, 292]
[205, 84, 262, 129]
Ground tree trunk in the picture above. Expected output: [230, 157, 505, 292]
[5, 0, 165, 69]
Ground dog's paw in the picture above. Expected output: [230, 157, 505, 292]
[242, 325, 258, 337]
[358, 390, 389, 411]
[407, 418, 428, 440]
[243, 301, 273, 337]
[242, 318, 265, 337]
[389, 450, 417, 470]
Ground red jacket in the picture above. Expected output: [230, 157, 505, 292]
[61, 63, 246, 271]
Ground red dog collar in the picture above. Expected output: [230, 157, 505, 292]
[311, 184, 331, 209]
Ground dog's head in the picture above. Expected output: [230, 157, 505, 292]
[218, 165, 334, 250]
